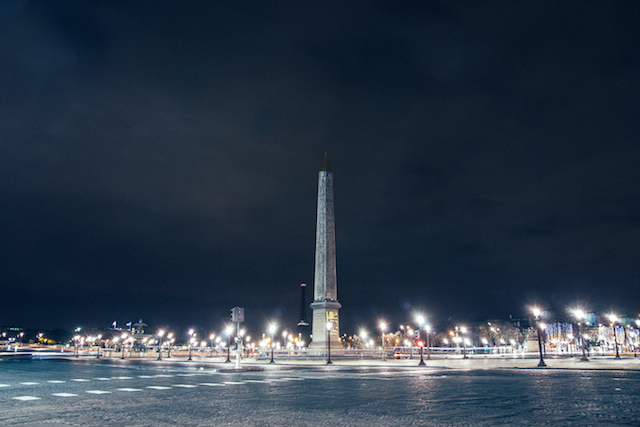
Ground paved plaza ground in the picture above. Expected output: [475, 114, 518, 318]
[1, 354, 640, 426]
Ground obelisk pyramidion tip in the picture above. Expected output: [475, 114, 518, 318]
[320, 153, 332, 172]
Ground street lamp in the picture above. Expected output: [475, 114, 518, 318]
[607, 314, 621, 359]
[379, 322, 387, 361]
[460, 327, 468, 359]
[406, 326, 414, 360]
[326, 322, 333, 364]
[425, 324, 432, 360]
[359, 330, 368, 357]
[167, 333, 173, 358]
[532, 308, 546, 367]
[209, 334, 215, 358]
[121, 333, 128, 359]
[416, 315, 426, 366]
[112, 337, 119, 357]
[95, 334, 102, 359]
[268, 324, 276, 364]
[188, 329, 195, 361]
[157, 330, 165, 361]
[225, 326, 233, 363]
[572, 310, 589, 361]
[73, 335, 80, 358]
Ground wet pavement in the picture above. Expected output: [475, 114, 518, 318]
[1, 358, 640, 426]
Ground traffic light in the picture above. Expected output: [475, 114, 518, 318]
[230, 307, 245, 323]
[414, 330, 420, 340]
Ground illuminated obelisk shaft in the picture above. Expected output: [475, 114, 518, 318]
[309, 154, 341, 349]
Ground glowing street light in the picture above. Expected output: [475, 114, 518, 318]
[379, 322, 387, 361]
[166, 333, 173, 358]
[415, 315, 426, 366]
[187, 329, 195, 361]
[73, 335, 80, 358]
[359, 330, 368, 357]
[571, 309, 589, 361]
[157, 330, 165, 361]
[225, 325, 233, 363]
[112, 337, 119, 356]
[268, 324, 277, 364]
[95, 334, 102, 359]
[607, 314, 621, 359]
[460, 326, 468, 359]
[121, 333, 128, 360]
[531, 307, 546, 367]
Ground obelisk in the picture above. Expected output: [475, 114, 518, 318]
[309, 154, 342, 349]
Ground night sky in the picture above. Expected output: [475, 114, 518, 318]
[2, 1, 639, 333]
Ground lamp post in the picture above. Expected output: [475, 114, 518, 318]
[95, 335, 102, 359]
[209, 334, 215, 358]
[425, 324, 432, 360]
[187, 329, 195, 361]
[633, 319, 640, 357]
[406, 326, 414, 359]
[607, 314, 621, 359]
[572, 310, 589, 362]
[167, 333, 173, 358]
[268, 324, 276, 364]
[225, 326, 233, 363]
[326, 322, 333, 364]
[157, 330, 165, 361]
[416, 315, 426, 366]
[121, 333, 128, 360]
[73, 335, 79, 358]
[359, 330, 367, 358]
[460, 327, 468, 359]
[380, 322, 387, 361]
[112, 337, 119, 358]
[235, 328, 245, 369]
[532, 308, 546, 367]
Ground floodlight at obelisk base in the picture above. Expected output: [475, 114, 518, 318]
[309, 154, 342, 350]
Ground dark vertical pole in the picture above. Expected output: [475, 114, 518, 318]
[299, 283, 307, 325]
[270, 333, 275, 364]
[613, 325, 621, 359]
[579, 324, 588, 362]
[537, 322, 546, 367]
[326, 327, 332, 365]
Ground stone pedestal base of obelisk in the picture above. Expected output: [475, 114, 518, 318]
[308, 300, 343, 350]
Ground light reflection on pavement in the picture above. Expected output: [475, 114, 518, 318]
[1, 359, 640, 426]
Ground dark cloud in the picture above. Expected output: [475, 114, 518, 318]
[1, 1, 639, 332]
